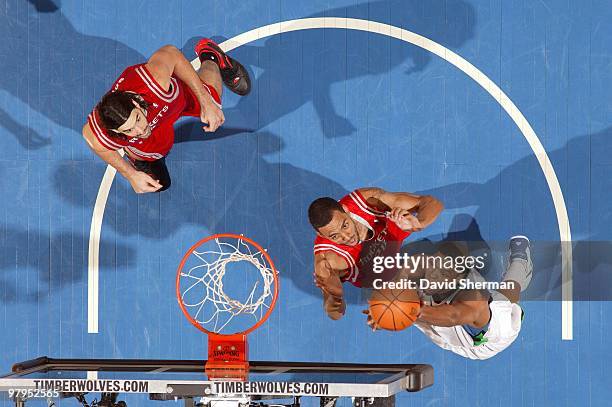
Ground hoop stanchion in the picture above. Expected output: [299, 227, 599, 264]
[176, 234, 278, 381]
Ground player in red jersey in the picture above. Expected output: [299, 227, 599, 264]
[82, 39, 251, 193]
[308, 188, 443, 320]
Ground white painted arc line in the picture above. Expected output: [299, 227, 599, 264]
[91, 17, 573, 340]
[88, 152, 122, 334]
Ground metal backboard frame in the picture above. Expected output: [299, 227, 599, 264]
[0, 357, 433, 401]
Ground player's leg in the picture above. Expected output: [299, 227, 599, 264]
[132, 157, 171, 192]
[194, 38, 251, 96]
[498, 236, 533, 303]
[197, 60, 223, 99]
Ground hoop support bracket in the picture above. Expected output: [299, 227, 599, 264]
[205, 334, 249, 381]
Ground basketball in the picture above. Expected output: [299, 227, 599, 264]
[367, 288, 421, 331]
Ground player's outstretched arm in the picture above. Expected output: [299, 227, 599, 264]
[314, 252, 347, 320]
[82, 124, 162, 193]
[146, 45, 224, 132]
[360, 188, 444, 229]
[417, 301, 487, 327]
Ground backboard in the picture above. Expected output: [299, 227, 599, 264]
[0, 357, 433, 407]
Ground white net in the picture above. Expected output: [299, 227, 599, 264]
[178, 236, 277, 334]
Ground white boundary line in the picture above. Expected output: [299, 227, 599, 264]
[88, 18, 573, 339]
[87, 151, 122, 333]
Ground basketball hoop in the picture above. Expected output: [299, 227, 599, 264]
[176, 234, 279, 381]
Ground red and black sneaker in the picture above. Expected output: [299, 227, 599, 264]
[194, 38, 251, 96]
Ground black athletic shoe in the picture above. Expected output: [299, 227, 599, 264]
[503, 235, 533, 292]
[195, 38, 251, 96]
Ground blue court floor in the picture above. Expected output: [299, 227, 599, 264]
[1, 0, 611, 406]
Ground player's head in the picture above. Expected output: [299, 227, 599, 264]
[308, 197, 359, 246]
[96, 91, 152, 139]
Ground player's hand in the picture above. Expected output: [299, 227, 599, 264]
[128, 171, 163, 193]
[362, 309, 380, 332]
[415, 302, 425, 321]
[325, 295, 346, 317]
[200, 95, 225, 132]
[387, 208, 423, 232]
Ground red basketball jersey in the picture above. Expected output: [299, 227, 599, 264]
[87, 63, 219, 161]
[313, 190, 411, 287]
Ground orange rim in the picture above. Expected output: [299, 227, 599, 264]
[176, 233, 279, 336]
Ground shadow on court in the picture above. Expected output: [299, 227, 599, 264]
[0, 0, 144, 150]
[0, 228, 135, 303]
[403, 213, 491, 262]
[202, 0, 476, 139]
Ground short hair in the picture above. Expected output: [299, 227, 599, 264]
[96, 91, 149, 131]
[308, 197, 344, 230]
